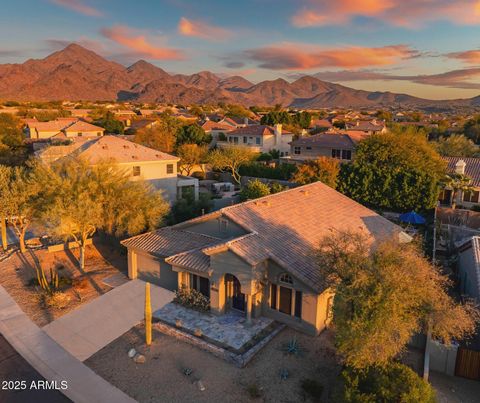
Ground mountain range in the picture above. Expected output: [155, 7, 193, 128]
[0, 43, 479, 109]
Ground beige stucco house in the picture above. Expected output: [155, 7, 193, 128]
[26, 119, 105, 140]
[122, 182, 408, 336]
[282, 130, 366, 165]
[36, 135, 198, 202]
[218, 124, 293, 156]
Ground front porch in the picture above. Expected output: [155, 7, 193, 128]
[153, 302, 274, 352]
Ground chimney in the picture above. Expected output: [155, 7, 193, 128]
[274, 123, 282, 146]
[244, 117, 249, 126]
[300, 129, 307, 137]
[455, 159, 466, 175]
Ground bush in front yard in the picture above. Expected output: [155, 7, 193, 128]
[340, 362, 436, 403]
[173, 288, 210, 312]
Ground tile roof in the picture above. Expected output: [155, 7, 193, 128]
[123, 182, 407, 293]
[444, 157, 480, 187]
[38, 136, 179, 164]
[165, 248, 212, 274]
[73, 136, 179, 164]
[121, 227, 219, 256]
[201, 120, 235, 132]
[28, 121, 71, 132]
[228, 125, 292, 137]
[291, 131, 366, 149]
[64, 121, 105, 132]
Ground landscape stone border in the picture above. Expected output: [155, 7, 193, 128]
[153, 320, 286, 368]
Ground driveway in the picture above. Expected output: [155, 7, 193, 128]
[43, 279, 173, 361]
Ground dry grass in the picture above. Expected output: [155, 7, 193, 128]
[86, 325, 340, 402]
[0, 242, 127, 327]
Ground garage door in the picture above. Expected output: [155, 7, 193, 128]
[137, 253, 178, 291]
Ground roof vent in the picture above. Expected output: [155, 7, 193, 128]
[132, 155, 138, 159]
[263, 200, 271, 207]
[123, 145, 129, 149]
[102, 145, 108, 149]
[301, 190, 309, 196]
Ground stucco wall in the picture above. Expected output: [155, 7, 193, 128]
[136, 252, 178, 291]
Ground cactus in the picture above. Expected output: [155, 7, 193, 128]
[145, 282, 152, 346]
[36, 266, 60, 295]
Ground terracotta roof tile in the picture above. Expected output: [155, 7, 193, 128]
[444, 157, 480, 187]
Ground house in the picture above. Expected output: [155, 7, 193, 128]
[201, 119, 235, 146]
[309, 119, 332, 132]
[218, 124, 293, 156]
[345, 119, 387, 135]
[458, 236, 480, 303]
[121, 182, 409, 336]
[26, 119, 105, 140]
[440, 157, 480, 208]
[283, 130, 367, 164]
[36, 135, 198, 202]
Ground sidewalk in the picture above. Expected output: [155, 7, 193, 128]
[0, 286, 136, 403]
[43, 279, 173, 361]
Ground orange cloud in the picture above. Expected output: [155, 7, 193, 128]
[246, 43, 418, 70]
[292, 0, 480, 28]
[101, 25, 184, 60]
[51, 0, 102, 17]
[178, 17, 232, 41]
[446, 50, 480, 64]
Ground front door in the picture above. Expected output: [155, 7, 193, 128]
[226, 274, 245, 312]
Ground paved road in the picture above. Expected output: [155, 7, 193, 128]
[0, 334, 70, 403]
[43, 280, 173, 361]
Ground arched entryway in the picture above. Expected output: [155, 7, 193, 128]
[225, 274, 245, 312]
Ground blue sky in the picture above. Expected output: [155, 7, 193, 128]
[1, 0, 480, 99]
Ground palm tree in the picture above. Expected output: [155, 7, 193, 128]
[441, 173, 474, 208]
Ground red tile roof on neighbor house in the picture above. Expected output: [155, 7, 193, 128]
[444, 157, 480, 187]
[228, 125, 292, 137]
[64, 121, 104, 133]
[123, 182, 409, 292]
[201, 120, 235, 132]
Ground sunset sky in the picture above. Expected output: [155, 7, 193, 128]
[1, 0, 480, 99]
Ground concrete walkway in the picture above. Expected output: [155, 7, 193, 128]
[44, 279, 173, 361]
[0, 286, 135, 403]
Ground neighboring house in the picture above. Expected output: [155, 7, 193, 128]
[218, 124, 293, 156]
[122, 182, 409, 336]
[36, 135, 198, 203]
[309, 119, 332, 132]
[440, 157, 480, 208]
[126, 119, 159, 134]
[26, 119, 105, 140]
[201, 119, 235, 146]
[458, 236, 480, 303]
[283, 130, 366, 164]
[345, 119, 387, 135]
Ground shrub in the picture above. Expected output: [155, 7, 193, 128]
[191, 171, 206, 180]
[301, 379, 323, 402]
[246, 383, 263, 399]
[341, 362, 436, 403]
[471, 205, 480, 212]
[239, 163, 297, 180]
[240, 179, 271, 201]
[173, 288, 210, 312]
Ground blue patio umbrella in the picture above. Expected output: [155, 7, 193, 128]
[399, 211, 426, 225]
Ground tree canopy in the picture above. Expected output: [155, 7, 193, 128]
[464, 115, 480, 144]
[0, 113, 26, 165]
[177, 143, 208, 176]
[292, 157, 340, 188]
[338, 130, 446, 211]
[436, 134, 478, 157]
[176, 124, 211, 147]
[94, 111, 124, 134]
[208, 146, 256, 184]
[134, 113, 181, 153]
[240, 179, 271, 201]
[318, 231, 479, 369]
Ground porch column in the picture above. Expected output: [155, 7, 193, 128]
[128, 250, 138, 279]
[246, 294, 253, 324]
[177, 271, 184, 289]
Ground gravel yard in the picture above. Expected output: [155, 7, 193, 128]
[0, 242, 127, 327]
[86, 324, 340, 403]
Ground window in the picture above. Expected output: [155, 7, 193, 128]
[294, 291, 302, 318]
[270, 284, 277, 309]
[306, 146, 312, 150]
[97, 132, 101, 136]
[255, 137, 261, 145]
[77, 132, 83, 137]
[243, 136, 248, 144]
[331, 149, 341, 159]
[341, 150, 352, 160]
[294, 146, 301, 155]
[233, 136, 239, 144]
[464, 190, 480, 203]
[166, 164, 174, 174]
[279, 273, 293, 284]
[132, 166, 141, 176]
